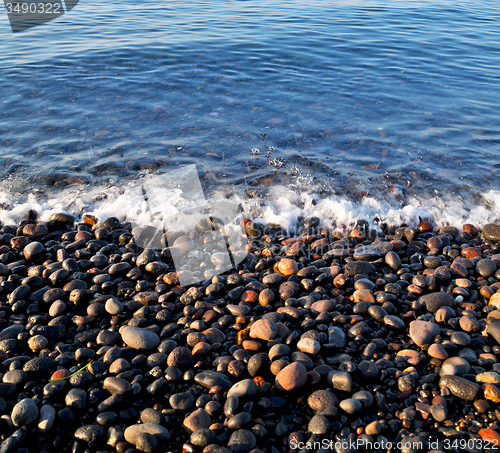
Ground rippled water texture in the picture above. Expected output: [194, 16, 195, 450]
[0, 0, 500, 219]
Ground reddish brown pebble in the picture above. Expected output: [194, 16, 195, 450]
[82, 214, 98, 225]
[418, 220, 433, 232]
[474, 399, 490, 413]
[311, 299, 336, 313]
[462, 247, 481, 259]
[209, 386, 224, 394]
[277, 258, 299, 276]
[430, 396, 445, 406]
[253, 376, 265, 387]
[50, 369, 69, 380]
[259, 288, 275, 306]
[463, 224, 479, 236]
[479, 428, 500, 446]
[240, 290, 259, 303]
[275, 362, 308, 391]
[485, 383, 500, 403]
[334, 274, 348, 288]
[407, 284, 423, 295]
[249, 319, 277, 341]
[481, 286, 494, 299]
[192, 342, 212, 358]
[182, 444, 195, 453]
[75, 231, 92, 241]
[242, 340, 261, 351]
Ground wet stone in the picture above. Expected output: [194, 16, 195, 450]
[74, 424, 106, 443]
[483, 224, 500, 242]
[103, 377, 131, 395]
[194, 371, 232, 389]
[344, 261, 375, 277]
[65, 388, 87, 409]
[439, 375, 480, 401]
[124, 423, 170, 445]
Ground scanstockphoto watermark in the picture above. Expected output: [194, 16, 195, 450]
[289, 438, 443, 451]
[127, 165, 248, 287]
[3, 0, 78, 33]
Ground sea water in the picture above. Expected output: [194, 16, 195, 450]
[1, 0, 500, 231]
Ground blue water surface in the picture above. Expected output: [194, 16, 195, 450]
[0, 0, 499, 199]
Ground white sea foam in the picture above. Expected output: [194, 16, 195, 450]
[0, 171, 499, 233]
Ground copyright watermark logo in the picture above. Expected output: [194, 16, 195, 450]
[3, 0, 78, 33]
[129, 165, 248, 287]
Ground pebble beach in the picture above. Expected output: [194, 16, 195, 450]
[1, 212, 500, 453]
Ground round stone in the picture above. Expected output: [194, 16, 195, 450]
[428, 343, 448, 360]
[23, 241, 44, 260]
[65, 388, 87, 409]
[136, 433, 158, 453]
[167, 347, 193, 369]
[74, 424, 106, 443]
[194, 371, 232, 389]
[442, 357, 470, 376]
[103, 377, 131, 395]
[105, 298, 123, 315]
[28, 335, 48, 352]
[339, 398, 362, 414]
[191, 428, 217, 447]
[227, 379, 258, 398]
[275, 362, 307, 391]
[120, 326, 160, 351]
[11, 398, 38, 427]
[409, 320, 440, 347]
[308, 414, 330, 435]
[170, 392, 195, 411]
[328, 370, 353, 392]
[278, 258, 299, 275]
[418, 292, 454, 313]
[249, 319, 277, 341]
[483, 224, 500, 242]
[183, 408, 211, 433]
[308, 390, 338, 412]
[124, 423, 170, 445]
[297, 338, 321, 355]
[227, 429, 257, 453]
[477, 259, 497, 278]
[38, 404, 56, 433]
[23, 357, 56, 374]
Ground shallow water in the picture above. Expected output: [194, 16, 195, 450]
[1, 0, 500, 229]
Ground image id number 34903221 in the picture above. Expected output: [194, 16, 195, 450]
[443, 438, 498, 450]
[5, 2, 61, 13]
